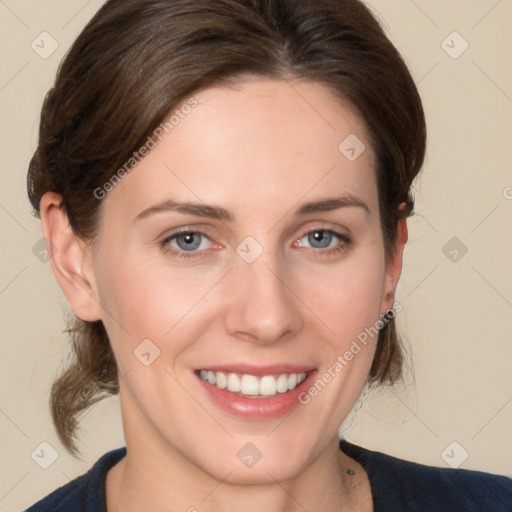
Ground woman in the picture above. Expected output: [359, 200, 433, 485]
[25, 0, 511, 510]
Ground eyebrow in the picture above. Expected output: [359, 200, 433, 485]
[296, 195, 369, 216]
[134, 194, 369, 223]
[135, 200, 235, 222]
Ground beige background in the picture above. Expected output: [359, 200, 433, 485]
[1, 0, 511, 510]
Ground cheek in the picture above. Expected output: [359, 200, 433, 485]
[288, 256, 385, 440]
[94, 254, 225, 365]
[298, 245, 386, 345]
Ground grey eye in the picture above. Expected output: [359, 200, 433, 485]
[306, 230, 334, 249]
[174, 232, 204, 251]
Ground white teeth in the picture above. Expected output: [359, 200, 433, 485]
[199, 370, 308, 396]
[216, 371, 227, 389]
[276, 374, 289, 393]
[259, 376, 277, 396]
[241, 375, 259, 395]
[227, 373, 241, 392]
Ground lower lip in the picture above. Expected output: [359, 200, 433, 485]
[195, 371, 317, 419]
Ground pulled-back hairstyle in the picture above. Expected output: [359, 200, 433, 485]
[28, 0, 426, 454]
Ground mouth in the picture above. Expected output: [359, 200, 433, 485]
[193, 364, 317, 418]
[196, 369, 309, 398]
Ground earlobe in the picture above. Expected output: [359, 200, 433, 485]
[380, 204, 409, 315]
[40, 192, 102, 322]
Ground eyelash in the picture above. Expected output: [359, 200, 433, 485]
[159, 228, 351, 260]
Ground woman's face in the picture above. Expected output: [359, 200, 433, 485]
[84, 79, 403, 482]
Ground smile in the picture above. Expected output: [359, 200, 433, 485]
[198, 370, 308, 397]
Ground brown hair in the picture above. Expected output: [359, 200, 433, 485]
[28, 0, 426, 454]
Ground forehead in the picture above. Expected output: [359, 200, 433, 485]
[103, 78, 377, 220]
[182, 77, 374, 171]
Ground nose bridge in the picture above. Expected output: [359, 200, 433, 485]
[224, 247, 303, 345]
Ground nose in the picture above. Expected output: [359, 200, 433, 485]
[224, 254, 304, 346]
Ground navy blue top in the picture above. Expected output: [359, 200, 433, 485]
[26, 441, 512, 511]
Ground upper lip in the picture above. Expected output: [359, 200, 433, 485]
[195, 364, 315, 376]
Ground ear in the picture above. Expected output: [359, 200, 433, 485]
[40, 192, 102, 322]
[379, 202, 409, 316]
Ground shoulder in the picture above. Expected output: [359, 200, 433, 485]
[24, 448, 126, 512]
[340, 440, 512, 512]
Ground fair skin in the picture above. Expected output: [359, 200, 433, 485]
[40, 79, 407, 512]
